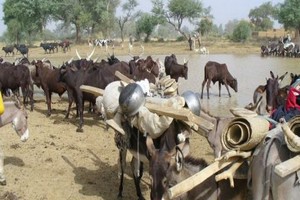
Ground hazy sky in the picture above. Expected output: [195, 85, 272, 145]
[0, 0, 284, 36]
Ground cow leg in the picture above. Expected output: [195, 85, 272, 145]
[218, 81, 222, 97]
[131, 157, 145, 200]
[76, 93, 84, 132]
[223, 82, 232, 97]
[201, 79, 207, 99]
[0, 147, 6, 185]
[206, 79, 212, 99]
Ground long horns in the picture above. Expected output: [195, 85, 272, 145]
[75, 48, 95, 61]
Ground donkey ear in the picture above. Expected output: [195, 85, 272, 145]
[175, 147, 184, 172]
[146, 135, 156, 157]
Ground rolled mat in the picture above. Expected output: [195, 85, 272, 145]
[221, 116, 270, 151]
[284, 116, 300, 152]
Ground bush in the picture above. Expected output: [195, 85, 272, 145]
[176, 36, 185, 42]
[231, 20, 252, 42]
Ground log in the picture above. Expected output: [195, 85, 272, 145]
[79, 85, 104, 96]
[167, 157, 239, 199]
[274, 155, 300, 178]
[115, 71, 135, 84]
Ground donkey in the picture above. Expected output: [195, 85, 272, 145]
[248, 122, 300, 200]
[0, 101, 29, 185]
[115, 119, 191, 200]
[248, 71, 288, 115]
[162, 147, 249, 200]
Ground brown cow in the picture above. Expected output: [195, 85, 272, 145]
[34, 60, 67, 116]
[164, 54, 188, 82]
[201, 61, 237, 99]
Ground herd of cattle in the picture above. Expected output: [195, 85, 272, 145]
[1, 40, 71, 57]
[0, 47, 299, 199]
[260, 36, 300, 57]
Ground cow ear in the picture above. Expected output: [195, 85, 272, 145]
[175, 147, 184, 172]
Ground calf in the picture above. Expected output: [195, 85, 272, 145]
[164, 54, 188, 82]
[200, 61, 237, 99]
[2, 46, 14, 56]
[34, 60, 67, 116]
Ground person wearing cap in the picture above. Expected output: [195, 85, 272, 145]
[270, 78, 300, 124]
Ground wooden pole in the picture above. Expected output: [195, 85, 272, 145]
[168, 157, 238, 199]
[274, 155, 300, 178]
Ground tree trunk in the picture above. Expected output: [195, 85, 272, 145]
[75, 24, 81, 43]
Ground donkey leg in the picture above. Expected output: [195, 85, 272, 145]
[117, 148, 127, 199]
[0, 148, 6, 185]
[131, 157, 145, 200]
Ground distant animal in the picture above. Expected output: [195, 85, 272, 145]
[163, 147, 249, 200]
[2, 46, 14, 56]
[58, 40, 71, 53]
[0, 100, 29, 185]
[164, 54, 188, 82]
[14, 44, 29, 58]
[200, 61, 238, 99]
[40, 42, 55, 54]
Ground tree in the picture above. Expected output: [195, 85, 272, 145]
[152, 0, 205, 40]
[231, 20, 252, 42]
[248, 2, 277, 31]
[117, 0, 138, 42]
[136, 13, 158, 42]
[224, 19, 239, 36]
[277, 0, 300, 39]
[3, 0, 54, 44]
[196, 17, 213, 36]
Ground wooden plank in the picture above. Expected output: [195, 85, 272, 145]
[274, 155, 300, 178]
[80, 85, 104, 96]
[115, 71, 135, 84]
[167, 157, 239, 199]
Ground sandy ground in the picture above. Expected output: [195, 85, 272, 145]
[0, 40, 258, 200]
[0, 94, 214, 200]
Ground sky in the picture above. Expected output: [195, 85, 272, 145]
[0, 0, 284, 36]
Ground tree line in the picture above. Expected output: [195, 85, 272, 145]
[2, 0, 300, 46]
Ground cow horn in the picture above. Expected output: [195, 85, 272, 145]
[41, 58, 46, 62]
[76, 49, 81, 59]
[280, 118, 300, 152]
[87, 48, 95, 61]
[67, 57, 73, 64]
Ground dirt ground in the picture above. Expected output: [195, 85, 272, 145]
[0, 40, 259, 200]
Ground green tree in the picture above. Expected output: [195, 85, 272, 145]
[117, 0, 139, 42]
[196, 17, 213, 36]
[232, 20, 252, 42]
[3, 0, 54, 44]
[136, 13, 158, 42]
[278, 0, 300, 39]
[152, 0, 205, 40]
[248, 2, 276, 31]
